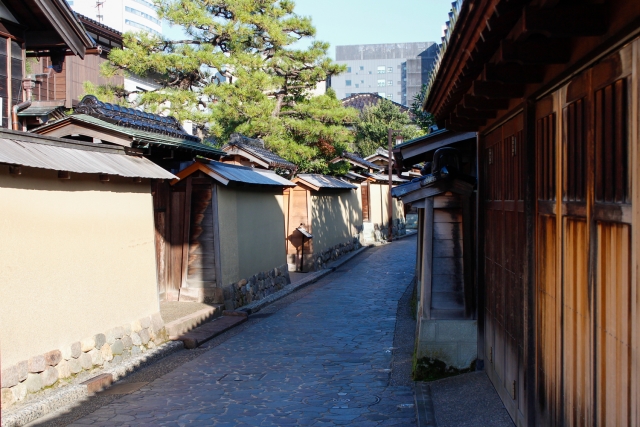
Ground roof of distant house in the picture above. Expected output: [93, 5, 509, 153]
[330, 150, 383, 171]
[294, 174, 357, 191]
[32, 95, 225, 158]
[222, 133, 297, 171]
[341, 93, 410, 114]
[172, 161, 296, 188]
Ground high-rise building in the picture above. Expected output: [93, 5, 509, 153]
[68, 0, 162, 37]
[329, 42, 438, 106]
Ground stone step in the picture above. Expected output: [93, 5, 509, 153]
[170, 313, 248, 349]
[164, 304, 225, 337]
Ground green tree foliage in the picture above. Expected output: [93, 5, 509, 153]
[94, 0, 357, 173]
[410, 84, 435, 132]
[354, 99, 422, 157]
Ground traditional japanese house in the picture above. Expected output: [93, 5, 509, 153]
[0, 0, 94, 130]
[0, 127, 175, 408]
[285, 174, 362, 272]
[418, 0, 640, 425]
[330, 151, 406, 242]
[162, 161, 296, 308]
[220, 133, 298, 175]
[17, 14, 124, 130]
[364, 147, 393, 170]
[392, 130, 478, 370]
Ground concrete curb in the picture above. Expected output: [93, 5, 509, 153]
[1, 341, 183, 427]
[415, 382, 438, 427]
[238, 245, 373, 315]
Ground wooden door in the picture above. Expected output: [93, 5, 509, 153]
[361, 182, 371, 222]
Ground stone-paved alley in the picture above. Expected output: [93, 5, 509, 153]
[65, 238, 417, 426]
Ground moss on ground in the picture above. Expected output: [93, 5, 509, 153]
[413, 356, 476, 382]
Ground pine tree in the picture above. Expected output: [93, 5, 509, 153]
[353, 99, 422, 157]
[95, 0, 357, 173]
[409, 84, 435, 132]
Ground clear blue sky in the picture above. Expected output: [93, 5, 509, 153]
[163, 1, 453, 59]
[291, 0, 453, 58]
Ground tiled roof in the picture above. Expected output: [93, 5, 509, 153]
[74, 95, 200, 143]
[173, 161, 296, 187]
[224, 133, 297, 171]
[32, 114, 225, 159]
[341, 93, 410, 114]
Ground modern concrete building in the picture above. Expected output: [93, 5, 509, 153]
[68, 0, 162, 37]
[329, 42, 438, 106]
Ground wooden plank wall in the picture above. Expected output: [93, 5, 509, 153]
[185, 181, 217, 288]
[361, 182, 370, 222]
[286, 186, 311, 268]
[481, 113, 527, 425]
[531, 40, 639, 426]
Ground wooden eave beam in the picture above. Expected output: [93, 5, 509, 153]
[472, 80, 525, 99]
[485, 62, 544, 84]
[498, 36, 571, 65]
[455, 106, 497, 120]
[448, 114, 486, 130]
[520, 4, 608, 38]
[463, 94, 510, 111]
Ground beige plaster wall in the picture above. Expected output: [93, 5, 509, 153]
[0, 166, 160, 368]
[217, 186, 287, 286]
[310, 189, 362, 254]
[369, 183, 404, 226]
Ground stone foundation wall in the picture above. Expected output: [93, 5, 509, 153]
[311, 236, 361, 271]
[224, 264, 291, 310]
[416, 319, 477, 370]
[0, 313, 167, 409]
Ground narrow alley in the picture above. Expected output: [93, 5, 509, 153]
[60, 238, 418, 426]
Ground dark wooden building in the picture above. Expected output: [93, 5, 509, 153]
[0, 0, 93, 129]
[415, 0, 640, 425]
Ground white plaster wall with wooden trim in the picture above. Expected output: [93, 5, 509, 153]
[368, 183, 404, 227]
[309, 189, 362, 255]
[216, 186, 287, 287]
[0, 166, 160, 368]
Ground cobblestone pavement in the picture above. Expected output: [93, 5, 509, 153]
[68, 238, 417, 426]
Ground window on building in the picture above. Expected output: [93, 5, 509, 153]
[346, 80, 352, 86]
[368, 71, 372, 74]
[377, 79, 385, 87]
[346, 93, 352, 97]
[132, 0, 157, 9]
[387, 80, 393, 86]
[355, 84, 359, 88]
[125, 6, 161, 25]
[125, 19, 162, 36]
[360, 66, 364, 71]
[387, 66, 393, 73]
[347, 66, 351, 73]
[377, 66, 386, 74]
[386, 94, 393, 100]
[361, 80, 364, 83]
[378, 92, 386, 98]
[397, 81, 401, 85]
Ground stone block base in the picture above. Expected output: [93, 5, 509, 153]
[416, 319, 477, 370]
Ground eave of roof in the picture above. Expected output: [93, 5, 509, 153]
[171, 161, 296, 187]
[0, 127, 174, 179]
[293, 174, 357, 191]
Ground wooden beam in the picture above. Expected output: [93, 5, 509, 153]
[455, 105, 497, 120]
[472, 80, 525, 99]
[463, 94, 510, 111]
[499, 36, 571, 65]
[449, 114, 486, 129]
[485, 63, 544, 84]
[521, 4, 608, 38]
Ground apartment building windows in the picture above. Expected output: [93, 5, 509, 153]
[125, 6, 161, 25]
[387, 80, 393, 86]
[377, 79, 386, 87]
[377, 66, 386, 73]
[346, 80, 352, 86]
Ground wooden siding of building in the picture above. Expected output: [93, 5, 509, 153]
[32, 55, 123, 107]
[481, 113, 528, 424]
[361, 182, 370, 222]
